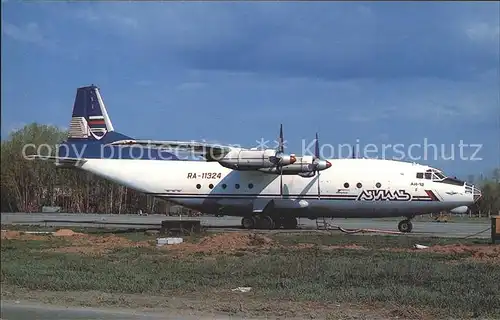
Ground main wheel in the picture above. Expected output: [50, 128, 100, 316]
[257, 215, 275, 229]
[241, 216, 256, 229]
[398, 219, 413, 233]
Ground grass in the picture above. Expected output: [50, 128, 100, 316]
[270, 231, 491, 248]
[1, 228, 499, 319]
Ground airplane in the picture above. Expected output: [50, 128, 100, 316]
[27, 85, 482, 232]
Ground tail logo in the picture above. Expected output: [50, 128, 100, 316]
[88, 115, 107, 140]
[68, 116, 107, 140]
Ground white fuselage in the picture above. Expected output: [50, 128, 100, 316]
[77, 158, 476, 218]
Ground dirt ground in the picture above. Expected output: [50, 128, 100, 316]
[2, 229, 499, 263]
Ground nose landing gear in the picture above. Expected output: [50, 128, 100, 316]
[398, 219, 413, 233]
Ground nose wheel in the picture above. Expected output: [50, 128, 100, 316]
[398, 219, 413, 233]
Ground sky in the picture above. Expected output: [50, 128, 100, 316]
[2, 1, 499, 178]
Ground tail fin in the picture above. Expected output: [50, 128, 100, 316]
[67, 85, 129, 143]
[54, 85, 179, 161]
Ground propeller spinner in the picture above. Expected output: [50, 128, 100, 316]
[270, 124, 296, 166]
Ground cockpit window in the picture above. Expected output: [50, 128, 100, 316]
[437, 177, 465, 186]
[434, 172, 446, 180]
[417, 170, 447, 181]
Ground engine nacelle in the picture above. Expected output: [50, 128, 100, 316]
[217, 149, 296, 170]
[257, 156, 315, 174]
[450, 206, 469, 214]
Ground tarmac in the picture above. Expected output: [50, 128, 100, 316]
[0, 212, 492, 238]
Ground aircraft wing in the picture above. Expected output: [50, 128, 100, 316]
[108, 139, 236, 160]
[25, 155, 86, 167]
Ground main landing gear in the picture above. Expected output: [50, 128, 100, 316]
[398, 219, 413, 233]
[241, 215, 298, 230]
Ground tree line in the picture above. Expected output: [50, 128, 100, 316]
[0, 123, 186, 215]
[1, 123, 499, 216]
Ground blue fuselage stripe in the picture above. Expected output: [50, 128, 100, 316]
[58, 142, 178, 160]
[145, 192, 434, 201]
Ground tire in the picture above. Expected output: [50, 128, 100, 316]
[398, 219, 413, 233]
[258, 215, 275, 229]
[242, 216, 256, 229]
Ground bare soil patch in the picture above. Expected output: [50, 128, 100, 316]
[1, 229, 151, 255]
[1, 230, 47, 241]
[50, 234, 151, 255]
[53, 229, 84, 237]
[160, 232, 275, 255]
[379, 243, 500, 263]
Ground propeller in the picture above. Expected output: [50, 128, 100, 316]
[310, 133, 332, 198]
[310, 133, 331, 173]
[315, 133, 321, 199]
[271, 124, 296, 198]
[277, 124, 285, 198]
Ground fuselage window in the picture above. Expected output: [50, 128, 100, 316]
[416, 172, 423, 179]
[222, 183, 227, 189]
[196, 184, 201, 189]
[209, 184, 214, 189]
[424, 172, 432, 180]
[235, 184, 240, 189]
[356, 182, 362, 188]
[344, 182, 349, 188]
[248, 183, 254, 189]
[376, 182, 381, 188]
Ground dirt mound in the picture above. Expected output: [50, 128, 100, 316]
[0, 228, 152, 255]
[381, 243, 500, 262]
[1, 230, 49, 241]
[50, 234, 151, 255]
[1, 228, 83, 240]
[1, 230, 21, 239]
[424, 244, 500, 262]
[53, 229, 84, 237]
[164, 232, 275, 254]
[198, 232, 273, 248]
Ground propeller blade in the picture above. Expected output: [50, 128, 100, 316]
[280, 169, 283, 198]
[278, 124, 284, 153]
[315, 133, 319, 159]
[316, 169, 321, 199]
[278, 124, 284, 198]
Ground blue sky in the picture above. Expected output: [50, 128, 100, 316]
[2, 1, 499, 177]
